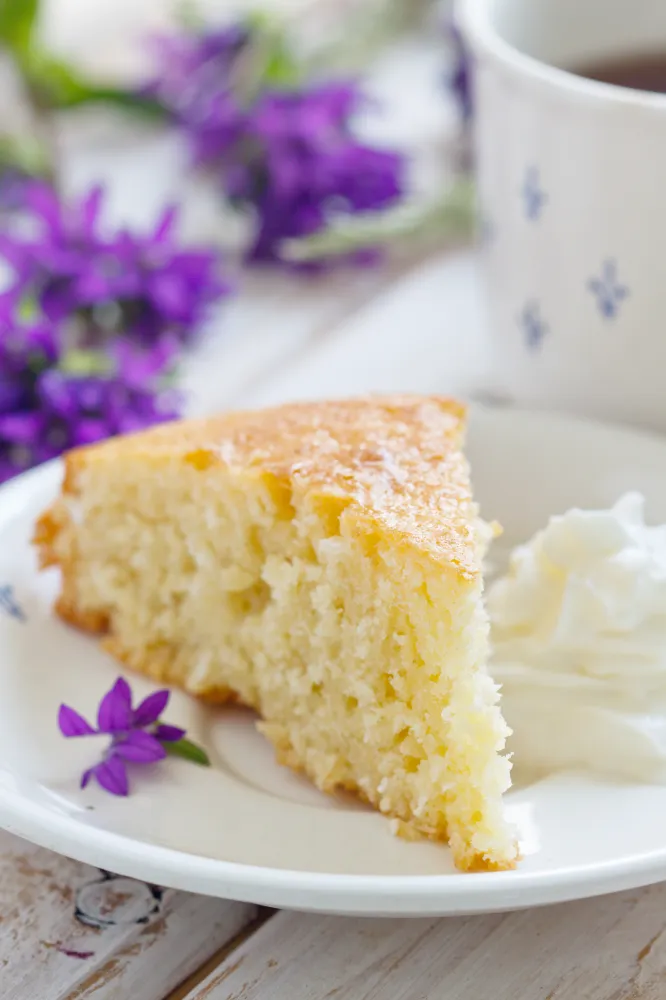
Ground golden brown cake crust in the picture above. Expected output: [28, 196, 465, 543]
[32, 395, 516, 873]
[50, 395, 478, 577]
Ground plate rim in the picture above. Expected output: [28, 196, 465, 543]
[4, 405, 666, 915]
[2, 781, 666, 915]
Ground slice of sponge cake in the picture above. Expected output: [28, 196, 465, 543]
[34, 395, 516, 871]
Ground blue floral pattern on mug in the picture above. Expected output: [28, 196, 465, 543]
[519, 300, 548, 350]
[0, 584, 26, 622]
[588, 259, 629, 319]
[521, 166, 547, 221]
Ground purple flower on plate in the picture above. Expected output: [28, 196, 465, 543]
[58, 677, 209, 796]
[0, 183, 230, 353]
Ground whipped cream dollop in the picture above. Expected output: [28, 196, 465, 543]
[489, 493, 666, 783]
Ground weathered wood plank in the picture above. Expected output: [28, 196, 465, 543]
[0, 830, 257, 1000]
[183, 885, 666, 1000]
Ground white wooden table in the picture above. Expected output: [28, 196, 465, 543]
[4, 8, 666, 997]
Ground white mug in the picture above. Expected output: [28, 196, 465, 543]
[457, 0, 666, 431]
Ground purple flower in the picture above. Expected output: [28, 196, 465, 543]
[226, 84, 405, 265]
[149, 26, 405, 266]
[58, 677, 209, 796]
[0, 183, 230, 354]
[37, 366, 180, 444]
[0, 316, 63, 480]
[146, 26, 248, 165]
[0, 313, 180, 484]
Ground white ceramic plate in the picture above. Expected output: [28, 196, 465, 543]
[3, 406, 666, 916]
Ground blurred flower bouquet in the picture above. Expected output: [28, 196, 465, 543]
[0, 0, 468, 482]
[145, 20, 405, 266]
[0, 181, 224, 479]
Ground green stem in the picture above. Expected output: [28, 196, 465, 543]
[2, 52, 58, 187]
[281, 177, 475, 263]
[18, 47, 168, 119]
[52, 86, 168, 119]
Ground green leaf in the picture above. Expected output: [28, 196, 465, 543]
[59, 349, 114, 377]
[262, 40, 301, 88]
[250, 16, 300, 87]
[164, 738, 211, 767]
[0, 0, 39, 55]
[232, 14, 302, 101]
[18, 49, 166, 118]
[53, 82, 167, 119]
[17, 297, 40, 323]
[243, 9, 276, 35]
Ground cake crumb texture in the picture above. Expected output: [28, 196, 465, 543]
[34, 395, 517, 872]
